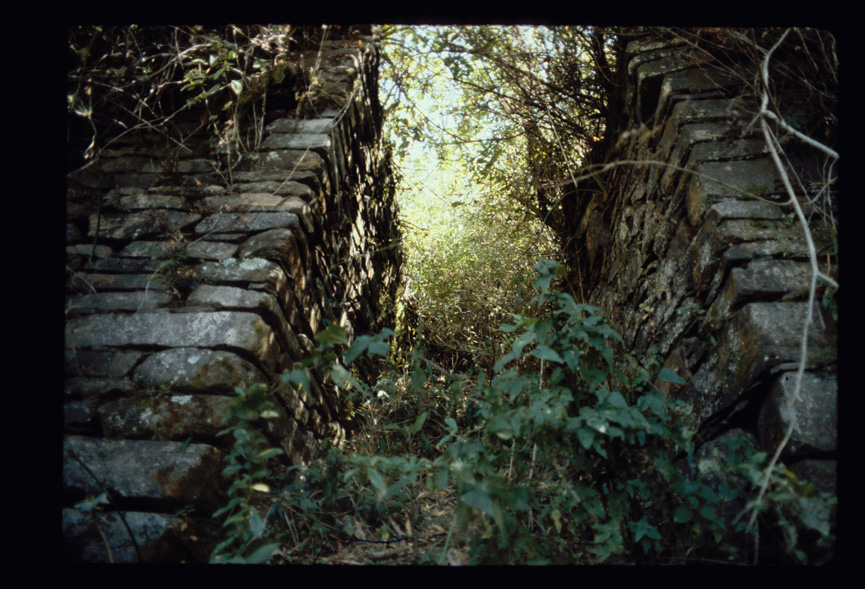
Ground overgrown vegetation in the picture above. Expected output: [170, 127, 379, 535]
[380, 26, 619, 370]
[214, 261, 835, 564]
[67, 24, 837, 564]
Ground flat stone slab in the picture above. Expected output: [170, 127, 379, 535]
[187, 284, 304, 360]
[194, 211, 302, 235]
[680, 302, 833, 427]
[67, 291, 174, 314]
[63, 508, 197, 563]
[65, 349, 144, 378]
[68, 272, 173, 292]
[89, 210, 201, 240]
[121, 240, 237, 261]
[65, 311, 278, 373]
[262, 133, 332, 151]
[63, 435, 224, 510]
[706, 259, 812, 330]
[759, 371, 837, 455]
[266, 118, 335, 134]
[203, 194, 315, 235]
[237, 149, 325, 175]
[132, 347, 266, 393]
[99, 394, 232, 441]
[194, 257, 289, 307]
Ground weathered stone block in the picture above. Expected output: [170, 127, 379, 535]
[238, 228, 306, 283]
[758, 371, 837, 456]
[67, 291, 174, 314]
[65, 349, 144, 378]
[63, 436, 225, 511]
[687, 159, 783, 226]
[89, 210, 201, 240]
[65, 311, 278, 374]
[195, 257, 289, 309]
[64, 376, 137, 400]
[116, 193, 186, 210]
[680, 302, 832, 427]
[185, 284, 303, 360]
[706, 259, 811, 330]
[67, 272, 172, 292]
[132, 348, 266, 393]
[266, 118, 335, 134]
[100, 394, 232, 441]
[62, 508, 207, 563]
[262, 133, 332, 151]
[121, 240, 237, 261]
[194, 211, 302, 235]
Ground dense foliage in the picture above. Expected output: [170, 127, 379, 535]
[380, 26, 624, 369]
[219, 261, 834, 564]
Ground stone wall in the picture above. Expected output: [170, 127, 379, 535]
[565, 29, 837, 496]
[63, 26, 401, 562]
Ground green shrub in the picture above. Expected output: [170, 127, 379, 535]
[210, 383, 285, 564]
[211, 260, 835, 564]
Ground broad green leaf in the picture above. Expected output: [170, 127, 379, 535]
[316, 324, 348, 346]
[244, 542, 281, 564]
[367, 467, 386, 492]
[532, 345, 564, 363]
[658, 368, 687, 385]
[343, 336, 370, 364]
[410, 411, 429, 435]
[461, 486, 494, 516]
[674, 506, 692, 523]
[577, 427, 594, 449]
[249, 509, 264, 537]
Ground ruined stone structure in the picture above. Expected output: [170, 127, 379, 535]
[565, 29, 837, 497]
[64, 26, 401, 562]
[63, 26, 837, 563]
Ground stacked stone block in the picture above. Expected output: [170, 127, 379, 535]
[64, 27, 401, 562]
[569, 30, 837, 495]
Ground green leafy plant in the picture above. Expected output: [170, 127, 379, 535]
[210, 383, 285, 564]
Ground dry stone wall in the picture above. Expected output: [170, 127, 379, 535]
[63, 27, 401, 562]
[567, 30, 837, 497]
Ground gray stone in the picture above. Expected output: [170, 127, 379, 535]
[121, 240, 237, 261]
[194, 257, 289, 308]
[117, 193, 186, 210]
[262, 133, 332, 151]
[186, 284, 304, 360]
[63, 508, 201, 563]
[758, 371, 837, 456]
[65, 311, 278, 374]
[67, 272, 172, 292]
[132, 348, 266, 393]
[237, 228, 305, 284]
[237, 149, 325, 175]
[65, 349, 144, 378]
[680, 302, 832, 427]
[63, 435, 225, 510]
[266, 118, 335, 134]
[194, 211, 302, 235]
[706, 259, 812, 330]
[89, 210, 201, 240]
[64, 399, 100, 434]
[228, 181, 316, 200]
[99, 394, 232, 440]
[67, 244, 114, 259]
[67, 291, 174, 314]
[203, 194, 316, 235]
[64, 377, 137, 400]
